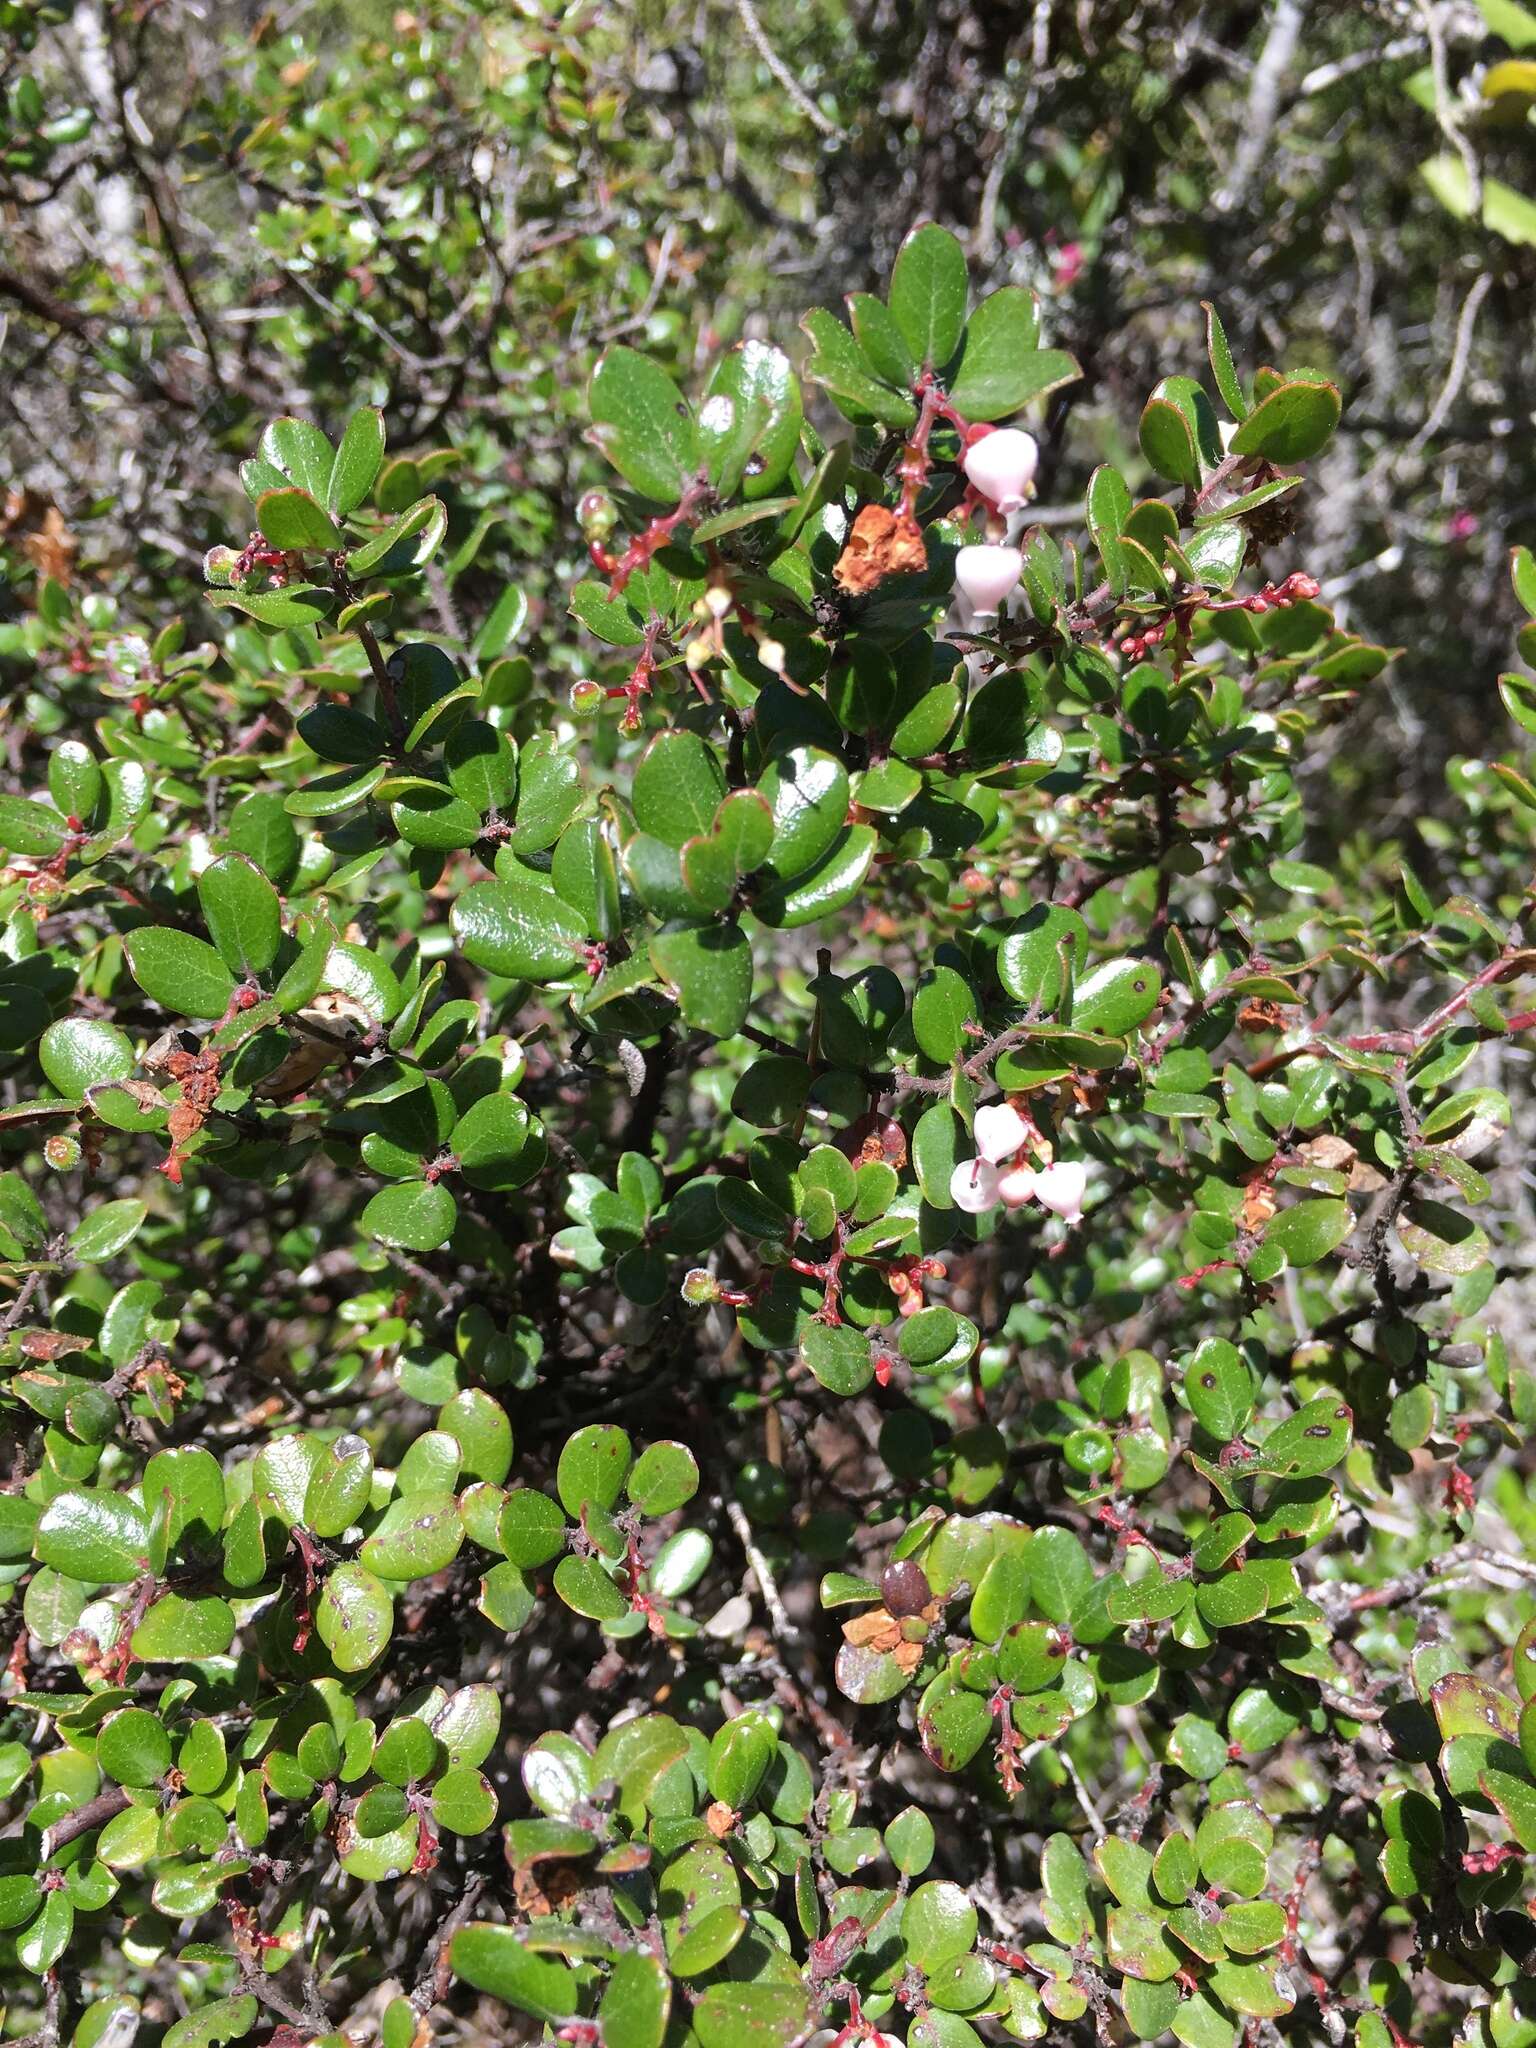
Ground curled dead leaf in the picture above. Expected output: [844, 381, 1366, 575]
[833, 505, 926, 594]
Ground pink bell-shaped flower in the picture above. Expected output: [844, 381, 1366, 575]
[949, 1157, 1001, 1214]
[962, 428, 1039, 514]
[973, 1102, 1028, 1164]
[954, 543, 1022, 617]
[1033, 1159, 1088, 1225]
[998, 1165, 1038, 1210]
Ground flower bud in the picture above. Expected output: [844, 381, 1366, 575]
[962, 428, 1038, 513]
[973, 1101, 1028, 1164]
[757, 638, 786, 675]
[682, 1267, 720, 1305]
[1033, 1159, 1088, 1225]
[954, 543, 1022, 617]
[949, 1157, 1001, 1214]
[684, 637, 715, 668]
[577, 490, 617, 541]
[705, 584, 733, 619]
[569, 678, 605, 718]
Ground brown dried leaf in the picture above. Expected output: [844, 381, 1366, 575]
[842, 1606, 901, 1653]
[1299, 1134, 1357, 1172]
[17, 1329, 90, 1360]
[833, 506, 926, 594]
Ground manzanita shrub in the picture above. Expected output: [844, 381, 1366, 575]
[3, 221, 1536, 2048]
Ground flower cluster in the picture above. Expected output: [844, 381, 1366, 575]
[947, 1102, 1088, 1225]
[951, 428, 1040, 615]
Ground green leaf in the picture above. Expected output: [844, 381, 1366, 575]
[947, 289, 1078, 420]
[451, 1092, 541, 1192]
[1072, 958, 1162, 1036]
[998, 903, 1090, 1012]
[328, 407, 387, 516]
[694, 1985, 809, 2048]
[1139, 396, 1200, 488]
[848, 291, 917, 387]
[49, 739, 101, 820]
[17, 1891, 73, 1975]
[124, 928, 237, 1019]
[196, 854, 281, 976]
[212, 583, 334, 630]
[450, 1926, 581, 2023]
[69, 1199, 147, 1262]
[499, 1488, 567, 1568]
[1422, 153, 1536, 245]
[130, 1593, 236, 1663]
[888, 223, 968, 369]
[1263, 1198, 1353, 1268]
[161, 1996, 258, 2048]
[259, 416, 334, 497]
[589, 347, 701, 503]
[316, 1563, 393, 1671]
[437, 1392, 512, 1489]
[756, 819, 876, 933]
[903, 1879, 978, 1968]
[361, 1497, 465, 1581]
[433, 1767, 497, 1835]
[633, 731, 727, 848]
[558, 1425, 633, 1515]
[1228, 377, 1341, 465]
[553, 1553, 628, 1620]
[707, 1709, 777, 1807]
[699, 342, 803, 498]
[801, 308, 916, 427]
[346, 496, 444, 575]
[39, 1017, 135, 1099]
[362, 1180, 457, 1253]
[0, 794, 69, 855]
[758, 744, 851, 881]
[650, 921, 752, 1037]
[1088, 464, 1132, 594]
[912, 965, 976, 1063]
[444, 720, 517, 813]
[451, 877, 587, 981]
[1183, 1338, 1254, 1440]
[1256, 1396, 1353, 1478]
[801, 1323, 874, 1396]
[601, 1952, 672, 2048]
[35, 1491, 149, 1583]
[1029, 1526, 1094, 1622]
[256, 487, 343, 552]
[1512, 544, 1536, 620]
[390, 782, 484, 851]
[1203, 302, 1248, 418]
[627, 1441, 700, 1516]
[97, 1707, 172, 1787]
[305, 1434, 374, 1538]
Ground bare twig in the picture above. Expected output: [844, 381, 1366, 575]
[1217, 0, 1306, 212]
[733, 0, 843, 140]
[1419, 0, 1481, 219]
[37, 1785, 131, 1858]
[412, 1872, 488, 2012]
[725, 1494, 800, 1648]
[1407, 269, 1491, 456]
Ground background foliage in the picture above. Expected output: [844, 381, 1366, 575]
[3, 6, 1536, 2048]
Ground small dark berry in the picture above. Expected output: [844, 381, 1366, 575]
[882, 1559, 932, 1618]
